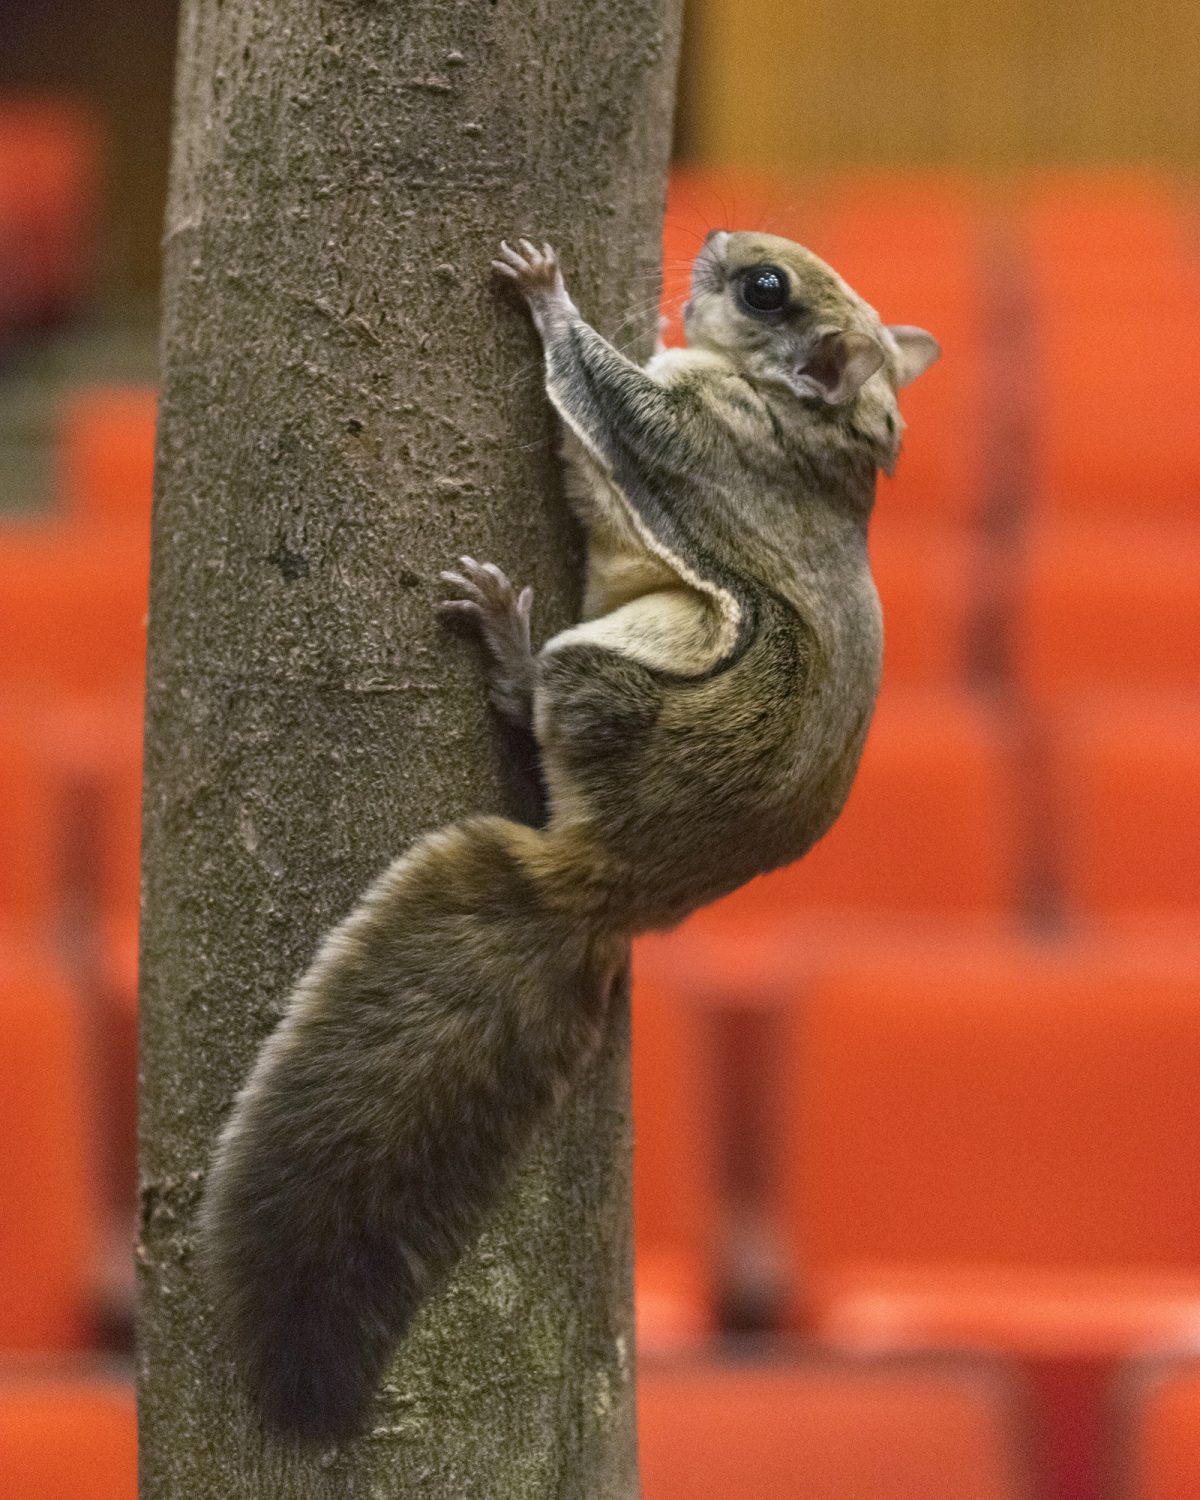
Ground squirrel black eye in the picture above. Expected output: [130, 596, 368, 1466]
[740, 265, 788, 313]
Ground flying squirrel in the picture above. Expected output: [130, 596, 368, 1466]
[198, 231, 940, 1442]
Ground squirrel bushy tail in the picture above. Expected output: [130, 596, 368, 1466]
[198, 814, 617, 1444]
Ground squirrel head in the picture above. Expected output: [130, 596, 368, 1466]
[682, 230, 939, 412]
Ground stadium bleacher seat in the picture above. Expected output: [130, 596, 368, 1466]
[0, 946, 98, 1350]
[1047, 696, 1200, 927]
[0, 717, 60, 937]
[1016, 522, 1200, 704]
[783, 936, 1200, 1500]
[90, 729, 142, 1216]
[1023, 173, 1195, 294]
[639, 1354, 1033, 1500]
[869, 515, 976, 687]
[633, 957, 719, 1349]
[1032, 328, 1200, 525]
[93, 736, 141, 946]
[1117, 1357, 1200, 1500]
[1024, 177, 1200, 524]
[0, 522, 148, 700]
[59, 388, 157, 526]
[0, 1372, 135, 1500]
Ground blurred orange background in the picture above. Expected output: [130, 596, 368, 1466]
[1, 4, 1198, 1499]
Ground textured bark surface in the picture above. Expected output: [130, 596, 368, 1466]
[138, 3, 681, 1494]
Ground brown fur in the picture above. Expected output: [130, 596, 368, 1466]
[199, 232, 938, 1442]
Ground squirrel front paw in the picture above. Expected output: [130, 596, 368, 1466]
[438, 558, 536, 731]
[438, 557, 533, 669]
[492, 240, 575, 335]
[492, 239, 562, 295]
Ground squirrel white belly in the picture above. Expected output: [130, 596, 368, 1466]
[198, 231, 939, 1442]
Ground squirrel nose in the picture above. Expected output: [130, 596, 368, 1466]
[703, 228, 728, 243]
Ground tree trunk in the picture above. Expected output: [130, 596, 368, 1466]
[137, 3, 682, 1495]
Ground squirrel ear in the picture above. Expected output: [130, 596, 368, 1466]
[794, 329, 885, 406]
[888, 325, 941, 388]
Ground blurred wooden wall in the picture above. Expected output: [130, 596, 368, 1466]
[677, 0, 1200, 169]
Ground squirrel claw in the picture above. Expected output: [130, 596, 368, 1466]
[438, 557, 533, 662]
[492, 238, 563, 299]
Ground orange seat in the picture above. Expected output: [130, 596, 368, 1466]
[1020, 171, 1200, 522]
[59, 387, 157, 526]
[0, 98, 103, 321]
[632, 956, 719, 1349]
[101, 911, 139, 998]
[1016, 524, 1200, 703]
[94, 734, 142, 941]
[0, 521, 148, 699]
[1024, 173, 1195, 282]
[639, 1355, 1032, 1500]
[869, 517, 976, 686]
[1032, 318, 1200, 525]
[788, 937, 1200, 1287]
[1034, 261, 1198, 323]
[784, 936, 1200, 1500]
[0, 695, 142, 946]
[0, 1374, 135, 1500]
[700, 688, 1022, 933]
[1024, 175, 1200, 523]
[1048, 696, 1200, 926]
[1023, 174, 1197, 335]
[94, 910, 139, 1225]
[90, 728, 143, 1214]
[0, 716, 60, 935]
[0, 946, 98, 1349]
[1120, 1358, 1200, 1500]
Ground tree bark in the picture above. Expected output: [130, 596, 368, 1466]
[137, 3, 682, 1495]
